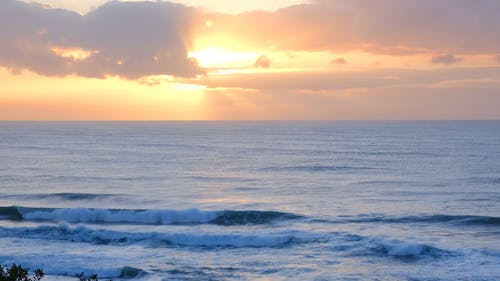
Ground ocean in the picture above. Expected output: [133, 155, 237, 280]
[0, 121, 499, 280]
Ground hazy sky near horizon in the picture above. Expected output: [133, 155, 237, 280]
[1, 0, 500, 120]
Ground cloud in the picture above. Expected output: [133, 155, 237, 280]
[20, 0, 111, 14]
[331, 58, 347, 65]
[204, 79, 500, 120]
[431, 54, 463, 65]
[199, 0, 500, 54]
[496, 55, 500, 64]
[197, 65, 500, 120]
[0, 0, 204, 79]
[196, 67, 500, 92]
[254, 54, 271, 68]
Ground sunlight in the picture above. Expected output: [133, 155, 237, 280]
[0, 68, 207, 120]
[205, 20, 213, 29]
[188, 48, 259, 68]
[51, 47, 97, 61]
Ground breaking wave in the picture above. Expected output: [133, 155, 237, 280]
[364, 239, 451, 260]
[2, 206, 498, 228]
[330, 233, 452, 260]
[0, 206, 300, 226]
[0, 224, 310, 248]
[0, 255, 145, 280]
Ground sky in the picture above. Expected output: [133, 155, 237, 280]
[1, 0, 499, 120]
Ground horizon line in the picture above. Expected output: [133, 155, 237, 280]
[1, 119, 499, 122]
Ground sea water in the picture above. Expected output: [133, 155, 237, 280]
[0, 121, 499, 280]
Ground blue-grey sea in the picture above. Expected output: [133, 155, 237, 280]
[0, 121, 499, 280]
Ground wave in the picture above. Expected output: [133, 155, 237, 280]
[0, 256, 145, 279]
[212, 210, 301, 225]
[0, 206, 23, 220]
[0, 193, 118, 201]
[0, 224, 309, 248]
[330, 234, 451, 260]
[0, 206, 301, 225]
[2, 206, 498, 228]
[35, 192, 120, 201]
[259, 165, 373, 173]
[84, 266, 144, 279]
[364, 238, 451, 260]
[0, 224, 455, 262]
[3, 206, 498, 228]
[478, 248, 500, 258]
[393, 214, 500, 226]
[318, 214, 500, 227]
[464, 176, 500, 184]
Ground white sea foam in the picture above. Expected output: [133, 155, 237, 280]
[162, 232, 294, 247]
[359, 237, 450, 259]
[375, 240, 443, 257]
[22, 208, 218, 225]
[0, 224, 307, 248]
[0, 255, 144, 279]
[327, 233, 451, 259]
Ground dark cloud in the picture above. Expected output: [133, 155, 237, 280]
[200, 0, 500, 54]
[0, 0, 204, 79]
[431, 54, 463, 65]
[254, 55, 271, 68]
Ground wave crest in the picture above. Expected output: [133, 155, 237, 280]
[330, 234, 452, 260]
[22, 207, 218, 225]
[213, 210, 301, 225]
[0, 224, 307, 248]
[322, 214, 500, 227]
[0, 206, 300, 226]
[369, 239, 449, 259]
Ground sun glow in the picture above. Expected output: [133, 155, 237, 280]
[188, 48, 260, 68]
[51, 47, 97, 61]
[0, 67, 208, 120]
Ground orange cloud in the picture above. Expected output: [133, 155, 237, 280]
[204, 80, 500, 120]
[195, 0, 500, 55]
[196, 67, 500, 92]
[331, 58, 347, 65]
[254, 55, 271, 68]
